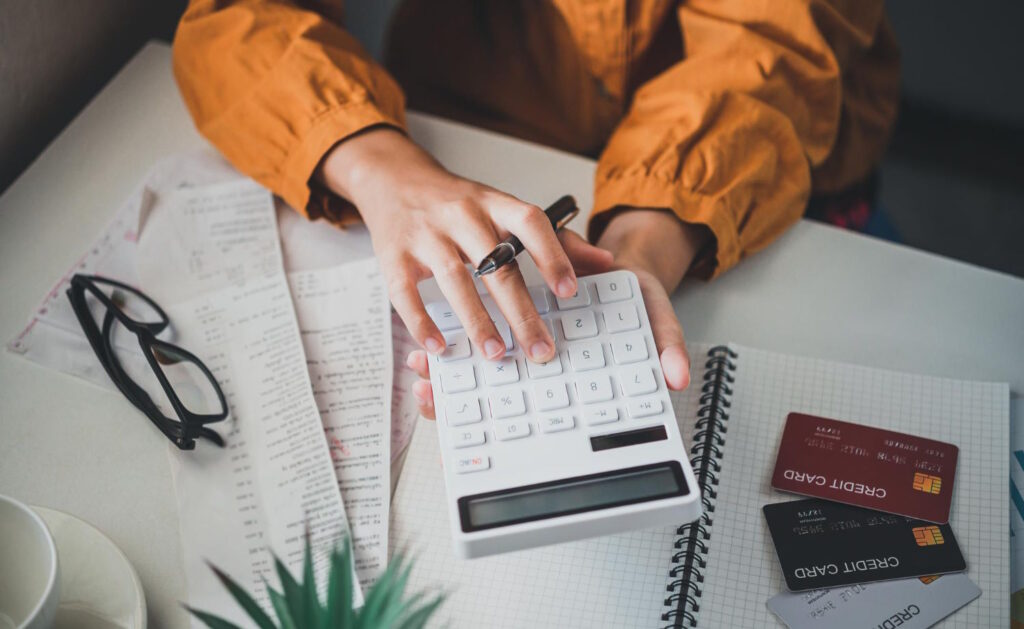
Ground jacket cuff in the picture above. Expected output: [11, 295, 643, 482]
[280, 101, 405, 225]
[589, 173, 740, 279]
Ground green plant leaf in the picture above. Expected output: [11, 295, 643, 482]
[267, 584, 298, 629]
[274, 554, 306, 628]
[207, 563, 277, 629]
[184, 605, 245, 629]
[324, 543, 354, 629]
[302, 530, 320, 624]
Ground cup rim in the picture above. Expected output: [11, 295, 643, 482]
[0, 494, 58, 628]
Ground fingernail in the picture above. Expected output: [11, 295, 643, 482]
[406, 354, 417, 368]
[557, 277, 576, 298]
[425, 337, 443, 354]
[484, 338, 504, 359]
[530, 341, 553, 361]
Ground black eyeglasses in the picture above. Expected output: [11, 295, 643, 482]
[66, 274, 228, 450]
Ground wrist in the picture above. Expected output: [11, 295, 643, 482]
[596, 208, 709, 292]
[317, 126, 437, 208]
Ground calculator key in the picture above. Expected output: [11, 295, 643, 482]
[603, 303, 640, 334]
[533, 382, 570, 411]
[451, 427, 486, 448]
[494, 318, 514, 350]
[446, 396, 483, 426]
[455, 454, 490, 474]
[439, 333, 471, 362]
[619, 365, 658, 396]
[426, 302, 460, 331]
[494, 420, 531, 441]
[439, 363, 476, 393]
[562, 311, 598, 340]
[584, 405, 619, 426]
[539, 416, 575, 433]
[568, 341, 605, 372]
[595, 275, 632, 303]
[611, 334, 648, 364]
[576, 374, 614, 403]
[489, 390, 527, 418]
[528, 286, 551, 314]
[627, 398, 663, 418]
[526, 354, 563, 379]
[555, 285, 591, 310]
[482, 358, 520, 386]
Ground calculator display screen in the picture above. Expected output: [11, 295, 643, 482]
[459, 461, 687, 532]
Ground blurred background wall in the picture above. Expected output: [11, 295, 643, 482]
[1, 0, 1021, 276]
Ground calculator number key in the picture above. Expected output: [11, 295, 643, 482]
[533, 382, 570, 411]
[526, 354, 563, 379]
[455, 455, 490, 474]
[539, 416, 575, 433]
[584, 405, 619, 426]
[489, 390, 527, 418]
[619, 365, 658, 396]
[611, 334, 648, 364]
[561, 311, 598, 340]
[568, 340, 605, 372]
[595, 276, 632, 303]
[446, 396, 483, 426]
[603, 303, 640, 334]
[439, 363, 476, 393]
[495, 420, 531, 441]
[555, 285, 591, 310]
[452, 427, 486, 448]
[576, 374, 614, 403]
[482, 358, 520, 386]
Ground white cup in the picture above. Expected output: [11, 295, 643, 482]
[0, 495, 59, 629]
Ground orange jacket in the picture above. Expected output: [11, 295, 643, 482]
[173, 0, 899, 277]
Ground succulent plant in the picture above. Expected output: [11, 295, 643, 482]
[188, 537, 442, 629]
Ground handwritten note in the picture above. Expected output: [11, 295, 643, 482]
[288, 259, 392, 588]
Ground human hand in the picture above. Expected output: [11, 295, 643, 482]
[319, 127, 614, 364]
[405, 207, 709, 419]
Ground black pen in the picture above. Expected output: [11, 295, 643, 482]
[473, 195, 580, 277]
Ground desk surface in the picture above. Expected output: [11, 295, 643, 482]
[1, 43, 1022, 628]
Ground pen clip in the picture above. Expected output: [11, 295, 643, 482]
[554, 206, 579, 231]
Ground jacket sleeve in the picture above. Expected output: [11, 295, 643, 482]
[172, 0, 406, 224]
[589, 0, 899, 278]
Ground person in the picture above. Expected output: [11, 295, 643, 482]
[172, 0, 900, 417]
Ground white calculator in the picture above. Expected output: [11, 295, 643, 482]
[426, 269, 701, 559]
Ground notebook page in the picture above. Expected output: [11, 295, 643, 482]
[697, 345, 1009, 627]
[389, 343, 715, 628]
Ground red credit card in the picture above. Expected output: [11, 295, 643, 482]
[771, 413, 958, 523]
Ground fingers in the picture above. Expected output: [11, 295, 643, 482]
[490, 198, 577, 299]
[411, 379, 435, 420]
[406, 350, 430, 379]
[384, 256, 445, 355]
[426, 243, 506, 361]
[636, 272, 690, 390]
[559, 230, 614, 276]
[482, 263, 556, 363]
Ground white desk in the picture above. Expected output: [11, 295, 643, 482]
[1, 43, 1022, 628]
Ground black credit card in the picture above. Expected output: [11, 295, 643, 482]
[763, 498, 966, 591]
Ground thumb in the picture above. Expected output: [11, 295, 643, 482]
[636, 271, 690, 390]
[558, 230, 614, 276]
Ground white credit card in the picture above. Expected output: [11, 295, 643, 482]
[767, 573, 981, 629]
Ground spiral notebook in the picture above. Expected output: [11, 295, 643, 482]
[389, 343, 1009, 627]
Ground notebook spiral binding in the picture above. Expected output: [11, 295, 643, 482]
[662, 345, 737, 628]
